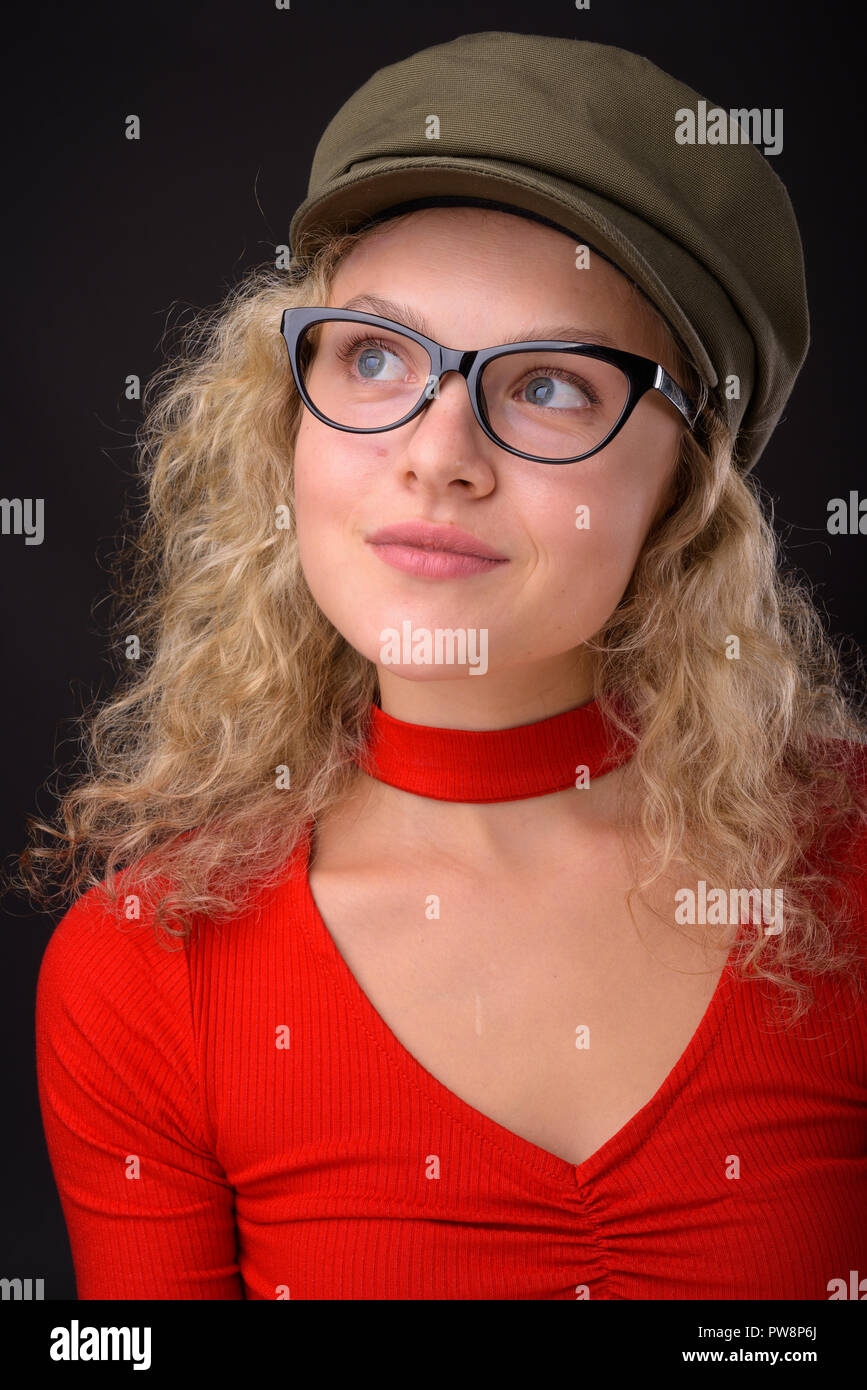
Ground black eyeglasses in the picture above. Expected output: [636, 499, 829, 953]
[280, 307, 699, 465]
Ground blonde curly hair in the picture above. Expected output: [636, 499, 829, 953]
[10, 214, 867, 1027]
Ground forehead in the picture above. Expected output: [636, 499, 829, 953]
[330, 207, 674, 362]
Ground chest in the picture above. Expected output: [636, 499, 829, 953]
[306, 832, 733, 1169]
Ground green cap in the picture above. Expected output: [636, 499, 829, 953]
[289, 31, 809, 474]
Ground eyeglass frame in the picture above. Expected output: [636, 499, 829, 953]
[280, 306, 700, 466]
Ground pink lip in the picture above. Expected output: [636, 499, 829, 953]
[365, 520, 509, 580]
[365, 520, 508, 560]
[368, 544, 505, 578]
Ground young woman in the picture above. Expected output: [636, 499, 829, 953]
[21, 33, 867, 1300]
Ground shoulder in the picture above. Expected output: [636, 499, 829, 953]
[39, 878, 190, 987]
[35, 875, 223, 1161]
[37, 833, 312, 1023]
[36, 879, 198, 1075]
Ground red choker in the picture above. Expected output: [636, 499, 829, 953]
[352, 697, 636, 803]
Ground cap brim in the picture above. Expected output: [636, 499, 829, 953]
[289, 155, 721, 390]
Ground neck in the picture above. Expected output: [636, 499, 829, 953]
[375, 658, 597, 732]
[343, 683, 637, 863]
[345, 762, 632, 867]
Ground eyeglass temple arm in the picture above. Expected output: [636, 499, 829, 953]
[654, 365, 700, 429]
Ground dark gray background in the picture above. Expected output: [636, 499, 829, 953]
[2, 0, 863, 1299]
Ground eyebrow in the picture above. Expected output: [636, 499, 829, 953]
[337, 293, 621, 348]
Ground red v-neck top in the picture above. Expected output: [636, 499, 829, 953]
[35, 703, 867, 1300]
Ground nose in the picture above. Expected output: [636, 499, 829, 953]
[416, 367, 482, 436]
[421, 361, 478, 415]
[400, 366, 497, 487]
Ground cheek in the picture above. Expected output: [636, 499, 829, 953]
[535, 475, 663, 629]
[292, 424, 349, 588]
[293, 421, 359, 538]
[560, 421, 679, 587]
[527, 470, 652, 569]
[293, 416, 384, 509]
[291, 424, 385, 655]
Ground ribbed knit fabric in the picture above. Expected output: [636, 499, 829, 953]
[35, 710, 867, 1301]
[353, 696, 636, 801]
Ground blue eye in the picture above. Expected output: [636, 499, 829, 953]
[336, 335, 410, 381]
[517, 369, 601, 410]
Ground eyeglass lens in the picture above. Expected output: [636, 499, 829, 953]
[298, 319, 630, 461]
